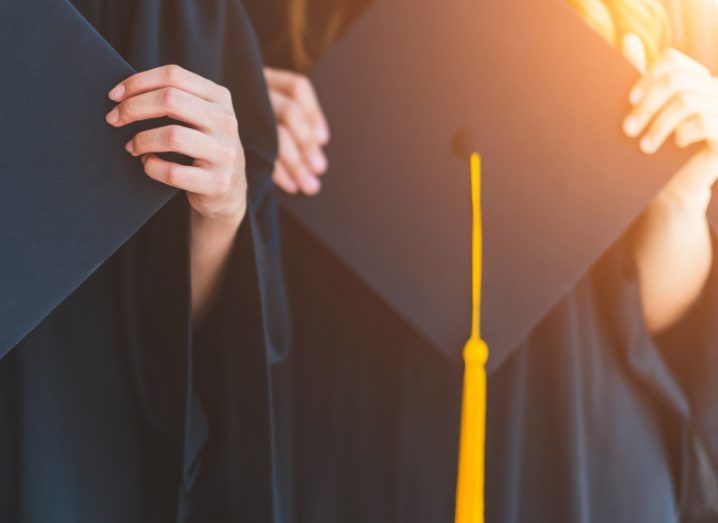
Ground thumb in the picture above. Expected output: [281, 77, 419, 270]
[622, 32, 648, 75]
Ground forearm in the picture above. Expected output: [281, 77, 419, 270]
[189, 208, 244, 321]
[634, 185, 713, 334]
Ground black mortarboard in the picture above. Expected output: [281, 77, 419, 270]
[283, 0, 694, 371]
[0, 0, 173, 356]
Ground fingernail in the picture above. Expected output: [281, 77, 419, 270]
[305, 175, 321, 194]
[108, 84, 126, 101]
[106, 108, 119, 125]
[629, 87, 642, 105]
[623, 117, 639, 137]
[309, 152, 328, 173]
[125, 140, 134, 154]
[316, 125, 330, 144]
[640, 136, 655, 153]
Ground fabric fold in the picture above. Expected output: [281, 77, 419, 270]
[0, 1, 286, 521]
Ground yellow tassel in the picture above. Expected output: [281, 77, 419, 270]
[455, 153, 489, 523]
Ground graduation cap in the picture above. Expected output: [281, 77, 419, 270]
[282, 0, 695, 372]
[0, 0, 174, 356]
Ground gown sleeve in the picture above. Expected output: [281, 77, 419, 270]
[114, 177, 283, 521]
[654, 229, 718, 518]
[245, 0, 374, 70]
[111, 9, 290, 514]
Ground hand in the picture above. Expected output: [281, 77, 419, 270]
[623, 45, 718, 206]
[620, 42, 718, 333]
[624, 48, 716, 153]
[106, 64, 247, 227]
[264, 67, 330, 195]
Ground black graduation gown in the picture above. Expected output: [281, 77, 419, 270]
[0, 1, 288, 521]
[248, 2, 718, 522]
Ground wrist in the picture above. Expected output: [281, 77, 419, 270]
[651, 183, 711, 218]
[190, 202, 245, 241]
[188, 200, 244, 322]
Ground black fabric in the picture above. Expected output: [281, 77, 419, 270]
[244, 2, 718, 520]
[271, 216, 455, 523]
[486, 240, 685, 522]
[0, 1, 287, 521]
[657, 234, 718, 522]
[245, 0, 371, 70]
[278, 211, 718, 523]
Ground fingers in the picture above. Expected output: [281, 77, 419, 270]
[624, 75, 717, 139]
[278, 126, 321, 195]
[629, 48, 710, 104]
[623, 47, 718, 154]
[265, 67, 330, 144]
[106, 65, 248, 223]
[270, 91, 317, 153]
[676, 115, 718, 149]
[109, 64, 232, 108]
[142, 154, 233, 196]
[264, 68, 330, 196]
[127, 125, 236, 164]
[272, 162, 299, 194]
[106, 86, 231, 132]
[638, 92, 718, 153]
[270, 90, 328, 174]
[622, 33, 647, 75]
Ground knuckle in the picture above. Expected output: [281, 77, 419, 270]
[165, 164, 183, 186]
[285, 154, 302, 172]
[663, 74, 680, 92]
[279, 142, 296, 165]
[296, 124, 314, 146]
[132, 132, 146, 151]
[286, 102, 302, 124]
[660, 73, 676, 91]
[218, 144, 237, 163]
[165, 64, 184, 83]
[161, 87, 181, 110]
[218, 85, 233, 103]
[118, 101, 134, 120]
[278, 126, 291, 142]
[215, 171, 233, 195]
[143, 155, 158, 174]
[291, 76, 311, 99]
[674, 91, 691, 110]
[276, 99, 292, 120]
[166, 126, 185, 148]
[124, 77, 138, 95]
[671, 76, 686, 94]
[218, 111, 239, 134]
[279, 137, 299, 164]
